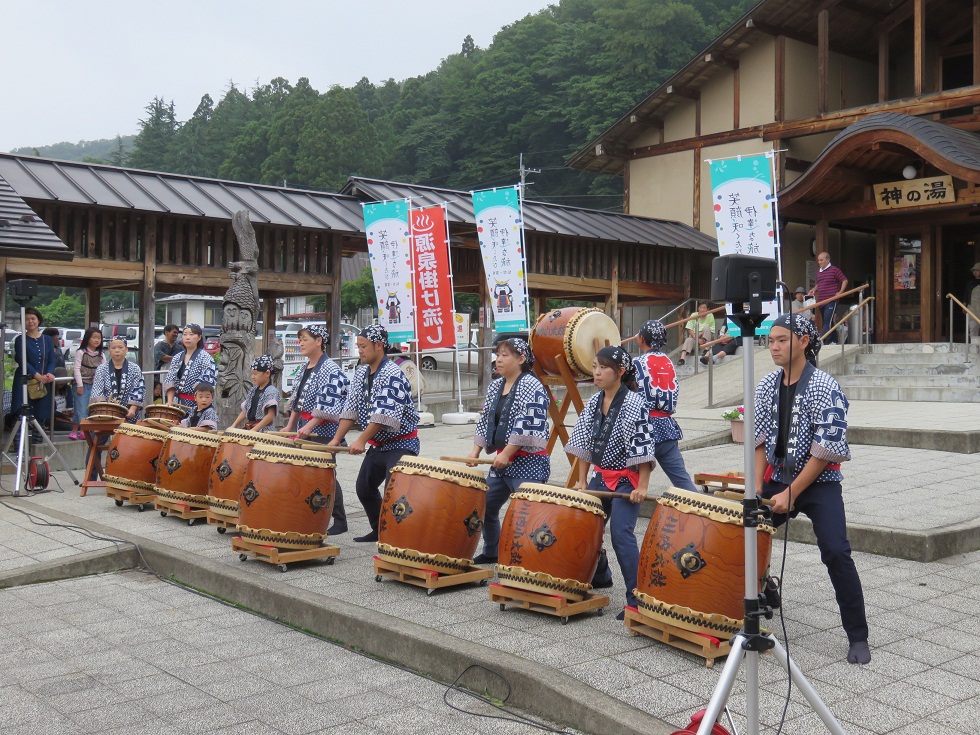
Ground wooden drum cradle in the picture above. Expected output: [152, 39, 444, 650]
[88, 401, 130, 421]
[635, 488, 774, 638]
[376, 458, 488, 579]
[205, 429, 293, 531]
[495, 483, 607, 602]
[530, 307, 621, 381]
[104, 423, 169, 508]
[154, 427, 221, 523]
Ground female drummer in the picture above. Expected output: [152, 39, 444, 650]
[567, 345, 656, 619]
[163, 324, 217, 410]
[467, 337, 550, 565]
[282, 325, 350, 535]
[229, 355, 280, 432]
[90, 337, 146, 423]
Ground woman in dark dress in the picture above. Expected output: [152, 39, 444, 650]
[9, 307, 57, 429]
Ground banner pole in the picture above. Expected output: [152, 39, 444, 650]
[440, 203, 466, 414]
[769, 150, 786, 310]
[406, 198, 423, 409]
[515, 183, 532, 332]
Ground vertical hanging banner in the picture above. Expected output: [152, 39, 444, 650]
[471, 185, 529, 333]
[708, 153, 781, 336]
[363, 200, 415, 343]
[410, 205, 455, 349]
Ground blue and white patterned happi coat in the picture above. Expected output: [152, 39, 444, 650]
[91, 360, 145, 423]
[754, 367, 850, 485]
[163, 348, 217, 409]
[474, 373, 551, 481]
[240, 384, 281, 431]
[340, 358, 419, 453]
[633, 350, 684, 443]
[181, 404, 219, 430]
[289, 355, 349, 440]
[567, 390, 657, 471]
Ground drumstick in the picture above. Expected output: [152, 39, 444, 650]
[580, 489, 658, 502]
[440, 455, 495, 465]
[713, 490, 775, 507]
[296, 441, 351, 453]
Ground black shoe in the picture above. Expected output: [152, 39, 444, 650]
[677, 358, 686, 366]
[615, 609, 626, 621]
[591, 578, 613, 589]
[472, 553, 498, 565]
[353, 531, 378, 543]
[699, 355, 709, 365]
[327, 524, 348, 536]
[847, 640, 871, 665]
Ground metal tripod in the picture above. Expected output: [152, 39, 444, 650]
[696, 309, 846, 735]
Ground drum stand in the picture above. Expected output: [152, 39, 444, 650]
[691, 311, 846, 735]
[1, 299, 79, 495]
[533, 357, 589, 488]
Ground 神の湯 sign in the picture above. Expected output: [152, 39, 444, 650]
[873, 176, 955, 211]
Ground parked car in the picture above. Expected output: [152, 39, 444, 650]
[59, 328, 85, 359]
[415, 329, 495, 373]
[3, 330, 21, 357]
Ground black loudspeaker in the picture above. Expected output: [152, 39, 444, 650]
[710, 255, 777, 304]
[8, 278, 38, 303]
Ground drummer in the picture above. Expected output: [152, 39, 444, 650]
[229, 355, 280, 433]
[90, 337, 145, 423]
[282, 326, 350, 535]
[566, 345, 656, 620]
[163, 324, 217, 411]
[466, 337, 550, 565]
[179, 383, 218, 430]
[633, 320, 697, 492]
[329, 325, 419, 543]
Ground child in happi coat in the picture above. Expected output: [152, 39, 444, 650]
[230, 355, 280, 433]
[180, 383, 218, 430]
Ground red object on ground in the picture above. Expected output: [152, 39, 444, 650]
[670, 709, 733, 735]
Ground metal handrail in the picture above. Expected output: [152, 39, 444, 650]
[819, 294, 872, 342]
[945, 293, 980, 348]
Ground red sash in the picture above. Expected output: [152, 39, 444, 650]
[299, 411, 314, 421]
[368, 430, 419, 448]
[649, 410, 670, 418]
[177, 392, 195, 402]
[596, 467, 640, 492]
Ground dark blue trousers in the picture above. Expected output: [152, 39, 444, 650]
[763, 479, 868, 643]
[356, 448, 413, 532]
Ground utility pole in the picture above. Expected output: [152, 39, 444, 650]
[519, 153, 540, 194]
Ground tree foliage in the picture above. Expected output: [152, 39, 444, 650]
[37, 290, 86, 328]
[341, 267, 377, 319]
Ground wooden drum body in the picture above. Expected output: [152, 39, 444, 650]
[104, 424, 169, 495]
[636, 488, 774, 637]
[142, 404, 186, 428]
[496, 483, 606, 601]
[206, 430, 293, 520]
[88, 402, 129, 421]
[154, 428, 221, 507]
[530, 307, 621, 381]
[377, 457, 488, 575]
[238, 445, 336, 549]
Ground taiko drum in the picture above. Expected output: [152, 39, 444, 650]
[496, 483, 606, 601]
[104, 423, 169, 495]
[376, 457, 488, 575]
[635, 488, 774, 637]
[142, 404, 187, 426]
[153, 428, 222, 508]
[88, 402, 129, 421]
[238, 445, 336, 549]
[530, 307, 621, 381]
[205, 429, 293, 521]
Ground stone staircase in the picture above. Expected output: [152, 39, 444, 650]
[837, 342, 980, 402]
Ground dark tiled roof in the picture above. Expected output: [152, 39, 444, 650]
[0, 172, 71, 261]
[342, 177, 716, 252]
[0, 154, 366, 234]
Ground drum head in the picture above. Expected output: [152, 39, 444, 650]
[565, 310, 621, 378]
[391, 457, 488, 490]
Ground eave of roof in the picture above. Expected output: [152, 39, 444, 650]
[0, 172, 72, 261]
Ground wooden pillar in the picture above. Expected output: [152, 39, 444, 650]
[733, 63, 740, 128]
[608, 244, 620, 320]
[818, 9, 829, 114]
[974, 0, 980, 87]
[878, 30, 890, 102]
[693, 149, 701, 230]
[913, 0, 925, 96]
[815, 220, 829, 257]
[261, 296, 277, 356]
[139, 214, 158, 372]
[329, 234, 343, 360]
[775, 36, 785, 123]
[86, 288, 101, 330]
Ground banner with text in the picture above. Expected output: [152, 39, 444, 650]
[709, 153, 780, 336]
[410, 205, 455, 349]
[472, 186, 529, 333]
[363, 200, 415, 343]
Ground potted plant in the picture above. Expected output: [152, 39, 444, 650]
[722, 406, 745, 443]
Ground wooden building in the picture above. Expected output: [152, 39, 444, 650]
[570, 0, 980, 343]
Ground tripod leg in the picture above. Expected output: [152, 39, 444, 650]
[30, 419, 79, 484]
[769, 639, 848, 735]
[14, 417, 30, 497]
[696, 634, 747, 735]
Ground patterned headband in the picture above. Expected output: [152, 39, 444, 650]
[772, 313, 822, 359]
[360, 324, 389, 348]
[499, 337, 534, 367]
[597, 345, 637, 383]
[251, 355, 274, 372]
[305, 325, 330, 345]
[182, 323, 202, 334]
[108, 336, 128, 346]
[638, 320, 667, 350]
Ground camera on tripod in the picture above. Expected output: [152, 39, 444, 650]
[8, 278, 38, 306]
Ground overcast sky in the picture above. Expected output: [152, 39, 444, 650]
[0, 0, 554, 151]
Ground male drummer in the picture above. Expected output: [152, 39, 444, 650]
[328, 325, 420, 543]
[633, 320, 697, 492]
[755, 314, 870, 664]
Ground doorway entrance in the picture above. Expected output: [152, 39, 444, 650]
[883, 231, 924, 342]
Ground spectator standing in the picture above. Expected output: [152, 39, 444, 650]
[791, 287, 814, 321]
[967, 262, 980, 344]
[809, 252, 848, 344]
[72, 328, 104, 439]
[154, 324, 180, 381]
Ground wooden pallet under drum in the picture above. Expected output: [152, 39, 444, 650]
[489, 582, 609, 625]
[105, 485, 155, 511]
[372, 556, 493, 596]
[623, 607, 731, 668]
[232, 535, 340, 573]
[154, 497, 209, 526]
[205, 510, 239, 534]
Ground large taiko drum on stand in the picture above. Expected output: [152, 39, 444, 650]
[104, 423, 169, 496]
[530, 307, 621, 381]
[496, 483, 606, 601]
[153, 428, 222, 507]
[635, 488, 775, 638]
[376, 457, 488, 575]
[237, 445, 337, 549]
[206, 429, 293, 521]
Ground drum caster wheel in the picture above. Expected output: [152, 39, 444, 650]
[596, 608, 604, 617]
[326, 557, 335, 565]
[114, 500, 124, 507]
[187, 518, 196, 527]
[375, 574, 383, 583]
[160, 511, 168, 517]
[426, 588, 436, 597]
[559, 616, 569, 626]
[239, 554, 248, 562]
[479, 579, 488, 586]
[137, 504, 146, 512]
[216, 526, 226, 534]
[278, 564, 288, 573]
[499, 603, 507, 612]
